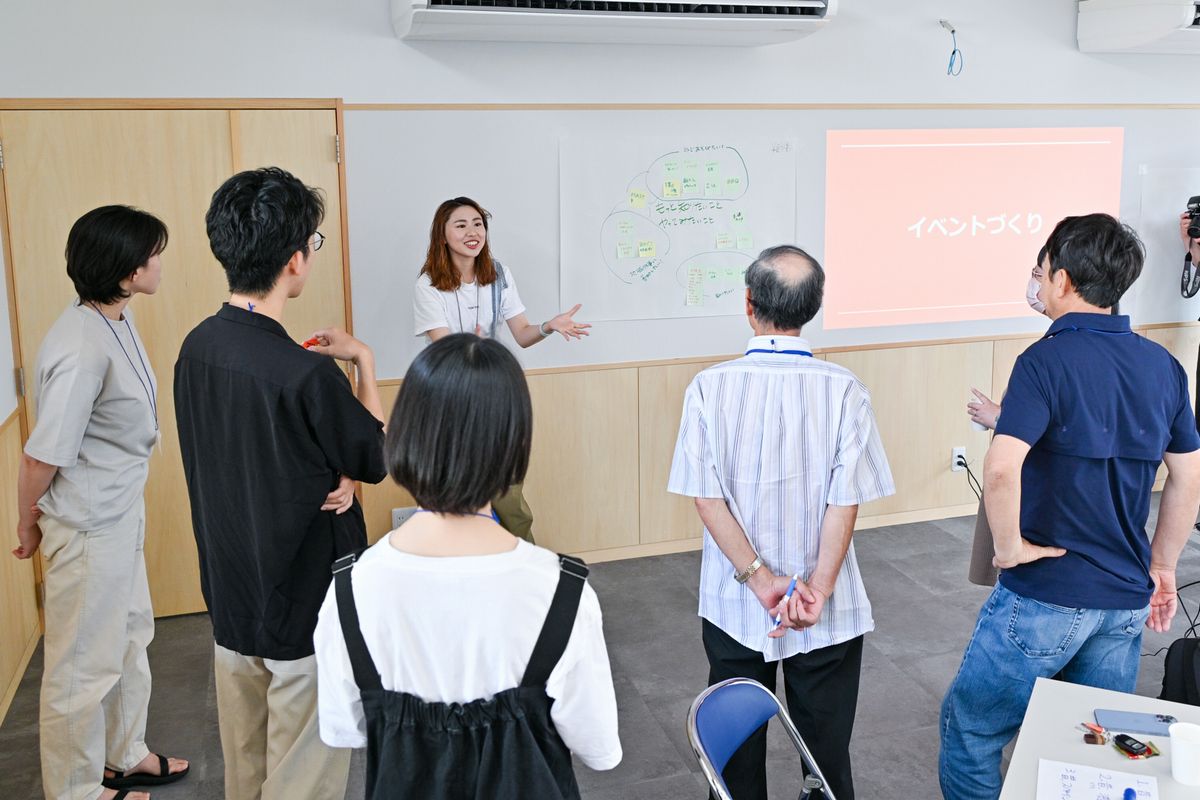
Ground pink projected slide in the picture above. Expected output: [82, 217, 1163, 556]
[823, 128, 1124, 329]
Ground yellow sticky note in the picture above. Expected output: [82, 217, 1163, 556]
[682, 176, 699, 195]
[629, 190, 647, 209]
[704, 180, 721, 198]
[663, 180, 681, 198]
[736, 233, 754, 250]
[638, 240, 657, 258]
[686, 266, 704, 306]
[617, 241, 635, 259]
[715, 233, 735, 250]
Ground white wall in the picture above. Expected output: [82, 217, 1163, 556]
[0, 0, 1197, 104]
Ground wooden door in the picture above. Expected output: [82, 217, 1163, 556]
[0, 108, 347, 616]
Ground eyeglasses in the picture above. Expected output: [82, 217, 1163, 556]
[1031, 266, 1044, 280]
[310, 231, 326, 252]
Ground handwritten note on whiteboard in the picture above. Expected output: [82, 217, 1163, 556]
[1036, 759, 1158, 800]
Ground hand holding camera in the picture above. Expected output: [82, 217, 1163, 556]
[1179, 197, 1200, 298]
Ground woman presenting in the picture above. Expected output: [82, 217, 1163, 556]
[412, 197, 590, 542]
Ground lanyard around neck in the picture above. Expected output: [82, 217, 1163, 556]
[88, 302, 158, 431]
[746, 338, 812, 357]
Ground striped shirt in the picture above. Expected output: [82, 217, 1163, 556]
[667, 335, 895, 661]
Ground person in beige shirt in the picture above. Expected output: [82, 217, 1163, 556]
[13, 206, 189, 800]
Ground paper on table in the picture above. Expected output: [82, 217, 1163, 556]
[1036, 759, 1158, 800]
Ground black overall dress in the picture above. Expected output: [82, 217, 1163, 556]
[332, 551, 590, 800]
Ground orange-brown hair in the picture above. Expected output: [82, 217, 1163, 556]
[421, 197, 496, 292]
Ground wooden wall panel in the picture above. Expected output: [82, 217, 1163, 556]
[827, 342, 994, 517]
[0, 415, 41, 723]
[991, 336, 1041, 402]
[637, 361, 723, 545]
[523, 369, 640, 554]
[359, 383, 415, 544]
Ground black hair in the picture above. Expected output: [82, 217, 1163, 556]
[1042, 214, 1143, 309]
[744, 245, 825, 330]
[385, 335, 532, 515]
[65, 205, 168, 305]
[205, 167, 325, 297]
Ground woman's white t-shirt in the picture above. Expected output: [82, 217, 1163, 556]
[412, 267, 526, 339]
[313, 537, 623, 771]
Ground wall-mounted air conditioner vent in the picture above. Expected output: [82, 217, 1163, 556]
[1078, 0, 1200, 54]
[392, 0, 837, 45]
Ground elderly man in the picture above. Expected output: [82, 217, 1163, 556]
[669, 245, 895, 800]
[939, 214, 1200, 800]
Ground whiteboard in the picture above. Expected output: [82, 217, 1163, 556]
[0, 224, 16, 420]
[344, 107, 1200, 380]
[560, 138, 796, 321]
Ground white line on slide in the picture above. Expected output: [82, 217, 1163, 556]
[838, 301, 1028, 314]
[840, 141, 1112, 149]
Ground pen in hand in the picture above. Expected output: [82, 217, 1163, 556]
[773, 573, 800, 628]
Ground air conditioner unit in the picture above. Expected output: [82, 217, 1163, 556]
[1077, 0, 1200, 53]
[392, 0, 837, 46]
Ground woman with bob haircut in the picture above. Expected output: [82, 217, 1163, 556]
[411, 196, 592, 544]
[13, 205, 189, 799]
[313, 334, 621, 799]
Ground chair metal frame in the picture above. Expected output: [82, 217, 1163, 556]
[685, 677, 837, 800]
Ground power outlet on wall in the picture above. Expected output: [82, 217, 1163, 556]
[951, 446, 967, 473]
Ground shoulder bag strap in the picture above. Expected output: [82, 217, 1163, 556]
[521, 554, 590, 688]
[332, 552, 384, 691]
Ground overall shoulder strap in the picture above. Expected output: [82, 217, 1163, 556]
[521, 555, 590, 688]
[332, 553, 384, 691]
[490, 261, 507, 338]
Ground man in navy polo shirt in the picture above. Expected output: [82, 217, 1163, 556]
[939, 214, 1200, 800]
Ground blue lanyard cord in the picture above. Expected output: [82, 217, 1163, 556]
[89, 303, 158, 431]
[1044, 326, 1133, 340]
[415, 508, 501, 522]
[745, 349, 813, 357]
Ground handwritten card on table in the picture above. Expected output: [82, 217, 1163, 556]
[1036, 759, 1158, 800]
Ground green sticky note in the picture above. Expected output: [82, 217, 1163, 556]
[682, 176, 699, 195]
[715, 233, 735, 250]
[629, 190, 647, 209]
[638, 240, 657, 258]
[705, 161, 720, 176]
[663, 180, 681, 198]
[725, 267, 742, 281]
[706, 268, 720, 283]
[725, 176, 742, 192]
[617, 220, 635, 236]
[617, 241, 635, 259]
[686, 266, 704, 307]
[704, 180, 721, 198]
[736, 233, 754, 250]
[664, 161, 680, 175]
[731, 211, 745, 224]
[683, 159, 700, 172]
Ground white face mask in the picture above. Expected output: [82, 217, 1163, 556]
[1026, 277, 1045, 314]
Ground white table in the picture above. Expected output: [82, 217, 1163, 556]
[1000, 677, 1200, 798]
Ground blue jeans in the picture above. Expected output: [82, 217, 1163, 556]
[938, 583, 1150, 800]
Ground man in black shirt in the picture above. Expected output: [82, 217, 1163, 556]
[175, 167, 386, 800]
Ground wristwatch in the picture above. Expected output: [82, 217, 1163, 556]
[734, 555, 764, 584]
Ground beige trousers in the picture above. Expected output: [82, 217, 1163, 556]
[39, 500, 154, 800]
[214, 644, 350, 800]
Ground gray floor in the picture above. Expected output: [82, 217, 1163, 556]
[3, 506, 1200, 799]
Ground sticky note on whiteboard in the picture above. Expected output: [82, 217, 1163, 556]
[704, 180, 721, 198]
[638, 240, 657, 258]
[617, 220, 635, 236]
[737, 233, 754, 250]
[725, 176, 742, 192]
[715, 233, 735, 250]
[663, 180, 681, 198]
[682, 176, 699, 195]
[616, 241, 635, 260]
[629, 190, 647, 209]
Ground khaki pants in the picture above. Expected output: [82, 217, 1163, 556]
[214, 644, 350, 800]
[39, 500, 154, 800]
[493, 481, 535, 544]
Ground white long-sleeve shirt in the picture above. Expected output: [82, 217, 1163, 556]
[314, 537, 622, 771]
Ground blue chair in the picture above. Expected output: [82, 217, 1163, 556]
[685, 677, 836, 800]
